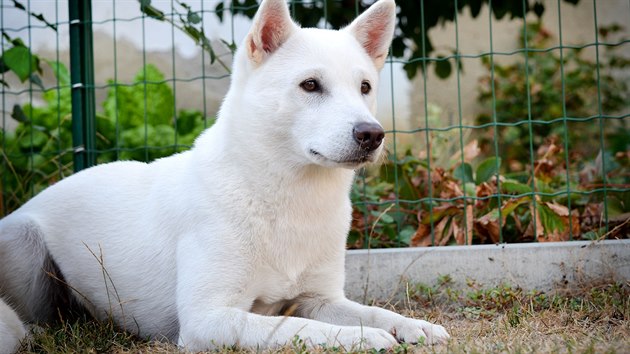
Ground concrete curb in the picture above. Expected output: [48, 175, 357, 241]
[344, 240, 630, 302]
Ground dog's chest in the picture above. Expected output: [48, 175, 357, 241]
[249, 265, 304, 310]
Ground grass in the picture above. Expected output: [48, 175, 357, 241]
[18, 278, 629, 353]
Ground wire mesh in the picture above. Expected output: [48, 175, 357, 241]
[1, 0, 629, 246]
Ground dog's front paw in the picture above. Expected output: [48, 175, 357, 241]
[358, 327, 399, 349]
[332, 327, 398, 350]
[392, 319, 449, 345]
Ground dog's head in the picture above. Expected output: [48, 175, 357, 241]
[229, 0, 396, 170]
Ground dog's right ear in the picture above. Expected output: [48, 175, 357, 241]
[345, 0, 396, 71]
[246, 0, 297, 65]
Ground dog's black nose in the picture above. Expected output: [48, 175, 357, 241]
[353, 122, 385, 151]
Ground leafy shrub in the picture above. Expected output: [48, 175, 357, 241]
[476, 22, 629, 166]
[1, 63, 212, 214]
[350, 140, 629, 248]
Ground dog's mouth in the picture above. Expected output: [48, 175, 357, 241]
[309, 149, 376, 168]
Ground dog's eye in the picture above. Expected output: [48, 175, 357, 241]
[361, 81, 371, 95]
[300, 79, 320, 93]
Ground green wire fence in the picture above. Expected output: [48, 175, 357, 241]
[1, 0, 629, 248]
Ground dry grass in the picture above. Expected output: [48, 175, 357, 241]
[19, 279, 629, 354]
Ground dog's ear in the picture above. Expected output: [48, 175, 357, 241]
[246, 0, 297, 65]
[345, 0, 396, 70]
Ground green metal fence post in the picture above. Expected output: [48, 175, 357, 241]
[69, 0, 96, 171]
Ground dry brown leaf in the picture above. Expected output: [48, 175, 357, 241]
[435, 216, 451, 246]
[545, 202, 569, 216]
[466, 204, 473, 245]
[582, 203, 603, 228]
[475, 210, 501, 244]
[411, 216, 454, 247]
[411, 223, 432, 247]
[463, 139, 480, 162]
[440, 180, 464, 200]
[450, 140, 480, 164]
[541, 202, 580, 242]
[453, 220, 464, 245]
[525, 203, 545, 240]
[431, 167, 445, 186]
[536, 141, 560, 157]
[476, 181, 496, 198]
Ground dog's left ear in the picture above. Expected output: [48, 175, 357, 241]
[246, 0, 297, 65]
[345, 0, 396, 70]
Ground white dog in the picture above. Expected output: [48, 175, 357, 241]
[0, 0, 449, 351]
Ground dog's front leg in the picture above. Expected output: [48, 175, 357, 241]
[175, 235, 398, 350]
[299, 296, 450, 345]
[176, 305, 401, 350]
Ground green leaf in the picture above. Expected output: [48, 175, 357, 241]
[187, 11, 201, 24]
[435, 57, 452, 79]
[11, 0, 25, 11]
[215, 2, 224, 22]
[9, 37, 25, 47]
[0, 57, 9, 73]
[140, 3, 165, 20]
[501, 196, 530, 216]
[501, 180, 532, 195]
[200, 35, 216, 63]
[398, 226, 415, 246]
[454, 163, 474, 184]
[476, 157, 502, 184]
[183, 25, 201, 42]
[464, 182, 476, 197]
[220, 39, 237, 54]
[2, 46, 38, 82]
[44, 60, 71, 85]
[104, 64, 175, 130]
[29, 73, 44, 90]
[18, 126, 48, 150]
[378, 211, 394, 224]
[31, 12, 57, 31]
[538, 204, 566, 233]
[11, 104, 29, 123]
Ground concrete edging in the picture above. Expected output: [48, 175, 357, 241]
[344, 240, 630, 301]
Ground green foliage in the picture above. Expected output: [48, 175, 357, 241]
[1, 61, 74, 213]
[350, 134, 630, 248]
[2, 46, 38, 82]
[137, 0, 231, 72]
[1, 63, 213, 214]
[476, 22, 630, 165]
[104, 64, 174, 129]
[0, 0, 57, 89]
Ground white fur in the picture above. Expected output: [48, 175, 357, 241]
[0, 299, 25, 354]
[0, 0, 449, 351]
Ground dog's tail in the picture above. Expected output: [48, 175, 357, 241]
[0, 298, 26, 354]
[0, 213, 80, 352]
